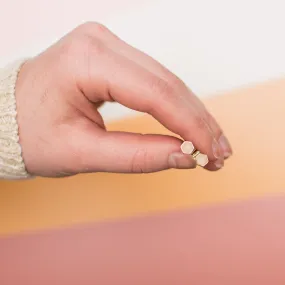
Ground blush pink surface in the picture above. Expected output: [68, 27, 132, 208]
[1, 196, 285, 285]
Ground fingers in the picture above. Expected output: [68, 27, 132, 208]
[74, 129, 196, 173]
[101, 30, 233, 166]
[188, 95, 233, 167]
[75, 22, 232, 169]
[79, 48, 220, 166]
[86, 24, 232, 160]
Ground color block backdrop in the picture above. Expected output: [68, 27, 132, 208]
[1, 79, 285, 235]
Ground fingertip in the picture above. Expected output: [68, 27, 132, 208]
[219, 134, 233, 158]
[212, 138, 224, 160]
[203, 160, 224, 171]
[168, 152, 197, 170]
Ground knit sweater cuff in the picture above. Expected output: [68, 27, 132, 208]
[0, 60, 30, 179]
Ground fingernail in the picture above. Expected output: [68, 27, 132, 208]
[215, 160, 224, 169]
[219, 135, 232, 158]
[212, 139, 222, 159]
[168, 153, 196, 169]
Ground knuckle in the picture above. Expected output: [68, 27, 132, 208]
[86, 36, 106, 55]
[77, 22, 109, 37]
[66, 33, 106, 57]
[60, 33, 87, 58]
[204, 110, 211, 121]
[131, 147, 148, 173]
[149, 77, 175, 101]
[131, 145, 153, 173]
[206, 112, 223, 136]
[193, 114, 207, 130]
[92, 22, 109, 35]
[168, 74, 184, 88]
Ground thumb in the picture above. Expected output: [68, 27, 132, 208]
[75, 130, 196, 173]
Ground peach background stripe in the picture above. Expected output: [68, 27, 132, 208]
[1, 79, 285, 235]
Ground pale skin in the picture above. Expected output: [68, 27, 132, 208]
[15, 22, 232, 177]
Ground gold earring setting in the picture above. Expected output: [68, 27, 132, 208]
[180, 141, 209, 167]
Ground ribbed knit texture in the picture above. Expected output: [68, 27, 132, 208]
[0, 60, 30, 179]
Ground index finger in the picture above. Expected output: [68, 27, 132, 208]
[80, 44, 224, 165]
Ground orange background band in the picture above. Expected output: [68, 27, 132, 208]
[1, 79, 285, 235]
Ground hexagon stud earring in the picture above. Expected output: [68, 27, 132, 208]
[180, 141, 195, 155]
[180, 141, 209, 167]
[194, 153, 209, 167]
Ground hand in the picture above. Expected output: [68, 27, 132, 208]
[15, 22, 232, 177]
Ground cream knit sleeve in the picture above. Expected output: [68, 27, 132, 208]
[0, 60, 30, 179]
